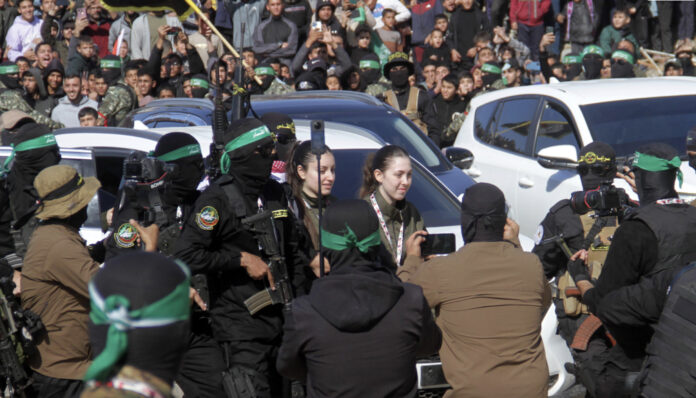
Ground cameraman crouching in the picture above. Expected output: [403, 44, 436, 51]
[21, 165, 157, 397]
[531, 142, 628, 396]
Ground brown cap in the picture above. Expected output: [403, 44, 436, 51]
[33, 165, 101, 220]
[1, 110, 34, 130]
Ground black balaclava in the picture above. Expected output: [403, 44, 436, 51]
[577, 141, 616, 191]
[633, 143, 681, 205]
[222, 118, 274, 196]
[460, 183, 507, 243]
[610, 59, 635, 78]
[89, 252, 189, 384]
[359, 53, 381, 85]
[8, 123, 61, 220]
[260, 112, 296, 162]
[686, 126, 696, 170]
[678, 56, 694, 76]
[389, 66, 409, 89]
[566, 63, 582, 80]
[0, 62, 19, 90]
[481, 62, 502, 88]
[582, 54, 603, 80]
[308, 199, 403, 332]
[153, 132, 204, 205]
[100, 55, 122, 85]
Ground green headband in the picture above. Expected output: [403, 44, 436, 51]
[156, 144, 201, 162]
[2, 134, 57, 176]
[612, 50, 635, 64]
[254, 67, 276, 76]
[359, 60, 380, 70]
[481, 63, 501, 74]
[581, 45, 605, 59]
[83, 260, 191, 382]
[562, 55, 581, 65]
[321, 224, 381, 253]
[633, 151, 683, 187]
[220, 125, 272, 174]
[0, 64, 19, 74]
[100, 59, 121, 69]
[190, 78, 209, 89]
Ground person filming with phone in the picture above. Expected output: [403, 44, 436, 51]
[399, 182, 552, 398]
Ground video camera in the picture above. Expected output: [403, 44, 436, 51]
[0, 274, 43, 396]
[116, 151, 173, 227]
[570, 184, 630, 217]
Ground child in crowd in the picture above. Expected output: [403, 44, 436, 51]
[78, 107, 99, 126]
[377, 9, 403, 53]
[351, 25, 374, 66]
[423, 28, 451, 66]
[326, 74, 341, 90]
[68, 36, 97, 76]
[598, 8, 639, 55]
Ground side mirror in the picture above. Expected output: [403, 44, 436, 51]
[537, 145, 578, 170]
[445, 147, 474, 170]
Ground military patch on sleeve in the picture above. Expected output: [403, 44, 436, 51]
[114, 223, 138, 248]
[534, 225, 544, 245]
[196, 206, 219, 230]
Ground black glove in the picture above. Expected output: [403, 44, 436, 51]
[567, 258, 590, 282]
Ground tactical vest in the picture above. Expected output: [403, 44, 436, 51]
[385, 87, 429, 134]
[628, 201, 696, 276]
[107, 83, 137, 126]
[638, 263, 696, 397]
[558, 213, 618, 316]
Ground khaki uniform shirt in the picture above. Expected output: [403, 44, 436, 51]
[399, 241, 551, 398]
[21, 223, 100, 379]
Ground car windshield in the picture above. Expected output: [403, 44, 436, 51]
[332, 150, 461, 227]
[581, 95, 696, 157]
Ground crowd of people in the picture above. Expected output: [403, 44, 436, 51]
[0, 0, 694, 145]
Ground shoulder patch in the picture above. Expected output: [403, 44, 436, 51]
[114, 223, 138, 248]
[196, 206, 219, 230]
[534, 224, 544, 245]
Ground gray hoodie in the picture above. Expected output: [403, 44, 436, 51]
[50, 95, 98, 127]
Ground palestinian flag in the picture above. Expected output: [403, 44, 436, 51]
[100, 0, 196, 20]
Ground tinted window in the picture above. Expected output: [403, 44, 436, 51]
[535, 102, 578, 154]
[486, 98, 538, 154]
[581, 95, 696, 157]
[332, 150, 461, 227]
[474, 101, 498, 142]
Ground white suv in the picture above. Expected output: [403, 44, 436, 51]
[453, 77, 696, 237]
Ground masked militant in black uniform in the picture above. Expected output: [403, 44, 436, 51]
[174, 118, 307, 398]
[567, 143, 696, 398]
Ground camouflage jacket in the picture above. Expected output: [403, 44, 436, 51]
[97, 79, 137, 126]
[81, 366, 172, 398]
[264, 79, 295, 96]
[365, 76, 391, 97]
[0, 83, 64, 131]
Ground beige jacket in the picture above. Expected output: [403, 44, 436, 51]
[399, 241, 551, 398]
[21, 223, 100, 380]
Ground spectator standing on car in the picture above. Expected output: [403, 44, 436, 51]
[360, 145, 425, 267]
[377, 53, 441, 145]
[253, 0, 298, 64]
[532, 142, 622, 397]
[22, 165, 158, 397]
[5, 0, 43, 62]
[399, 182, 551, 398]
[174, 118, 308, 398]
[509, 0, 550, 61]
[97, 55, 137, 126]
[277, 199, 442, 396]
[568, 143, 696, 398]
[81, 252, 191, 398]
[50, 73, 98, 127]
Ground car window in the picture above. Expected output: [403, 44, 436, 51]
[486, 98, 538, 155]
[332, 150, 461, 227]
[474, 101, 498, 142]
[535, 101, 579, 154]
[581, 95, 696, 157]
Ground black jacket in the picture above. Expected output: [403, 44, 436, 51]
[532, 199, 584, 280]
[174, 175, 306, 343]
[446, 6, 490, 57]
[277, 273, 441, 397]
[432, 94, 466, 146]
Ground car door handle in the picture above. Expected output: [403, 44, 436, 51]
[518, 177, 534, 188]
[466, 167, 481, 178]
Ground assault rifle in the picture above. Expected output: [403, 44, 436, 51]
[242, 210, 293, 315]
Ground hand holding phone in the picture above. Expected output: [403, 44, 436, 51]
[421, 233, 456, 256]
[76, 7, 86, 20]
